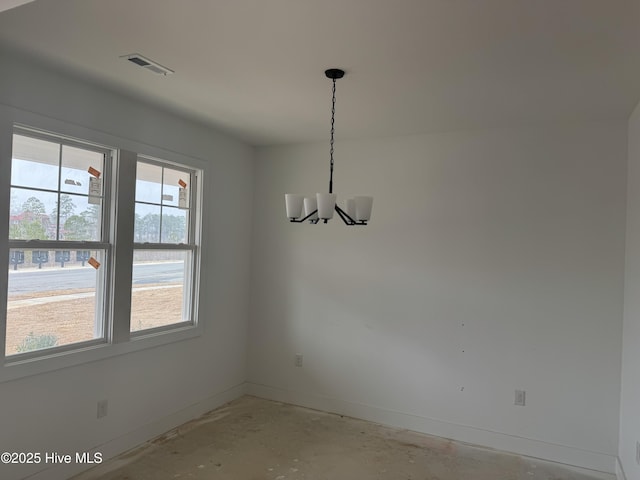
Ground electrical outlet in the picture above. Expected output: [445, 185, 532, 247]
[97, 399, 108, 419]
[515, 390, 526, 406]
[636, 441, 640, 465]
[295, 354, 303, 367]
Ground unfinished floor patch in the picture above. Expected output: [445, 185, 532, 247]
[73, 396, 612, 480]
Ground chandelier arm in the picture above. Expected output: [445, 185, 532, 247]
[335, 204, 355, 225]
[335, 204, 367, 225]
[289, 209, 319, 223]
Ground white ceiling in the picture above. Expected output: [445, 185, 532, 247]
[0, 0, 34, 14]
[0, 0, 639, 146]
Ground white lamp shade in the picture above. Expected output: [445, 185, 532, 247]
[354, 196, 373, 221]
[304, 197, 318, 220]
[316, 193, 337, 220]
[285, 194, 304, 219]
[346, 198, 356, 220]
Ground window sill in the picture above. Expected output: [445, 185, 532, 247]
[1, 323, 202, 383]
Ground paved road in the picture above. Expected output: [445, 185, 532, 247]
[7, 262, 184, 296]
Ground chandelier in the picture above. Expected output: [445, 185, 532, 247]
[285, 68, 373, 225]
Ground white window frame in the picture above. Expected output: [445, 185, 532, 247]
[130, 155, 200, 336]
[0, 112, 204, 383]
[6, 126, 114, 359]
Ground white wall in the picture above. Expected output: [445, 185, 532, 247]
[0, 48, 253, 479]
[619, 102, 640, 480]
[248, 125, 627, 473]
[0, 44, 630, 479]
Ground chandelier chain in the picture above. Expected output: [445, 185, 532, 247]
[329, 77, 336, 194]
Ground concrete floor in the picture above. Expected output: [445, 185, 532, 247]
[73, 396, 613, 480]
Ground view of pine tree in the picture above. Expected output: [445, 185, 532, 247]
[64, 215, 91, 241]
[135, 213, 160, 242]
[23, 197, 46, 216]
[80, 204, 101, 240]
[9, 197, 48, 240]
[134, 212, 186, 243]
[161, 213, 186, 243]
[8, 222, 26, 239]
[60, 197, 102, 240]
[51, 194, 76, 224]
[10, 191, 21, 215]
[10, 195, 104, 241]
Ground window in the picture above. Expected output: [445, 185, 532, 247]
[7, 130, 110, 356]
[3, 126, 202, 367]
[131, 158, 198, 333]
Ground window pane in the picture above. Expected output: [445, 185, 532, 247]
[59, 194, 102, 241]
[162, 168, 189, 208]
[11, 134, 60, 190]
[9, 189, 57, 240]
[61, 145, 104, 195]
[161, 207, 187, 243]
[135, 162, 162, 204]
[6, 249, 106, 356]
[134, 203, 161, 243]
[131, 250, 191, 332]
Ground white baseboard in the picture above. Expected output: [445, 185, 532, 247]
[23, 382, 246, 480]
[246, 382, 617, 476]
[616, 457, 628, 480]
[18, 382, 618, 480]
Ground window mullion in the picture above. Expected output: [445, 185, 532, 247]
[189, 173, 197, 244]
[159, 167, 164, 243]
[111, 150, 137, 343]
[0, 117, 14, 361]
[56, 143, 62, 241]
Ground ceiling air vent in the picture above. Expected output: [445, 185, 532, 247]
[120, 53, 174, 76]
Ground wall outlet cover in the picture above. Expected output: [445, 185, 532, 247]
[97, 399, 108, 419]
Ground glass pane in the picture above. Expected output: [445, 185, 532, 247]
[6, 249, 106, 356]
[131, 250, 191, 332]
[11, 134, 60, 190]
[59, 194, 102, 241]
[136, 162, 162, 204]
[161, 207, 187, 243]
[134, 203, 161, 243]
[61, 145, 104, 195]
[9, 188, 57, 240]
[162, 168, 189, 208]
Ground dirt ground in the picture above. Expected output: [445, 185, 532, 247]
[5, 286, 183, 355]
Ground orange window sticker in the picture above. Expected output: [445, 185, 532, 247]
[88, 257, 101, 269]
[178, 179, 187, 188]
[88, 166, 101, 178]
